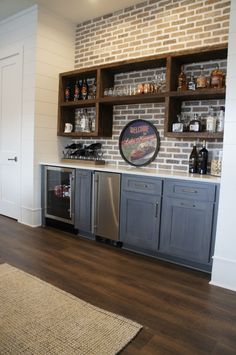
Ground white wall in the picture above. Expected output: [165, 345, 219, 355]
[0, 6, 37, 226]
[0, 5, 75, 227]
[211, 1, 236, 292]
[33, 6, 75, 225]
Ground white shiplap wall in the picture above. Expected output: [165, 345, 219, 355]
[0, 5, 75, 226]
[211, 1, 236, 292]
[33, 7, 75, 223]
[0, 6, 37, 226]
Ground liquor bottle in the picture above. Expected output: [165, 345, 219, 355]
[78, 79, 83, 99]
[206, 106, 216, 132]
[210, 64, 224, 89]
[92, 79, 97, 99]
[81, 79, 88, 100]
[189, 114, 202, 132]
[196, 66, 207, 89]
[90, 114, 96, 132]
[177, 65, 187, 91]
[64, 85, 70, 102]
[189, 142, 198, 174]
[198, 141, 208, 174]
[74, 108, 82, 132]
[188, 74, 196, 90]
[216, 106, 225, 132]
[74, 80, 80, 101]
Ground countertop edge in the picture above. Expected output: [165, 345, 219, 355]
[39, 162, 221, 184]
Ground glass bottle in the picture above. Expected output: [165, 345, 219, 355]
[188, 74, 196, 90]
[64, 85, 70, 102]
[210, 64, 224, 89]
[196, 66, 207, 89]
[74, 80, 80, 101]
[177, 65, 187, 91]
[211, 150, 223, 177]
[206, 106, 216, 133]
[216, 106, 225, 132]
[90, 114, 96, 132]
[74, 108, 82, 132]
[198, 141, 208, 175]
[189, 114, 202, 132]
[189, 142, 198, 174]
[84, 109, 90, 132]
[81, 79, 88, 100]
[92, 79, 97, 99]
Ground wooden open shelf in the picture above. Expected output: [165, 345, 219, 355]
[58, 43, 227, 139]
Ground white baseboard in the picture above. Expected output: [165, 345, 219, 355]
[18, 206, 42, 227]
[210, 256, 236, 292]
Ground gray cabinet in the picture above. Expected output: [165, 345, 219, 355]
[159, 179, 219, 271]
[75, 169, 93, 239]
[120, 175, 162, 255]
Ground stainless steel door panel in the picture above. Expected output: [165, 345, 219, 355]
[94, 172, 120, 240]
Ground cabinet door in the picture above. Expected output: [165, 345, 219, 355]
[75, 169, 92, 233]
[159, 197, 214, 264]
[120, 190, 161, 253]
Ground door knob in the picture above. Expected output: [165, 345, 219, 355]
[8, 156, 17, 162]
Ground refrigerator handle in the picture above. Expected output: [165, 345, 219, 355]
[69, 173, 74, 220]
[92, 173, 99, 234]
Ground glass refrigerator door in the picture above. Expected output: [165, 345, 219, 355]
[45, 167, 75, 224]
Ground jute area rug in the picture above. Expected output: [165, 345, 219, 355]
[0, 263, 142, 355]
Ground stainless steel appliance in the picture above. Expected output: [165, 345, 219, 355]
[93, 172, 120, 240]
[44, 166, 75, 224]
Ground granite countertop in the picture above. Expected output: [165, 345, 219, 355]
[40, 161, 220, 184]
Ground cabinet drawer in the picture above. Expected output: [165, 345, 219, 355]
[122, 175, 162, 195]
[164, 179, 216, 202]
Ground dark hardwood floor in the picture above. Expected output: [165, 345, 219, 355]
[0, 216, 236, 354]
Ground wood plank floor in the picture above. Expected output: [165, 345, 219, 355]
[0, 215, 236, 354]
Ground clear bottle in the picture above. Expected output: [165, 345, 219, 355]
[198, 141, 208, 174]
[206, 106, 216, 133]
[216, 106, 225, 132]
[91, 114, 96, 132]
[189, 142, 198, 174]
[196, 66, 207, 89]
[188, 74, 196, 91]
[211, 150, 223, 176]
[74, 108, 82, 132]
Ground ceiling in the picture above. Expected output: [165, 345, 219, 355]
[0, 0, 143, 23]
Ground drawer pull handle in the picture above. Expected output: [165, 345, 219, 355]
[182, 189, 198, 193]
[180, 202, 196, 208]
[155, 202, 159, 218]
[134, 183, 149, 189]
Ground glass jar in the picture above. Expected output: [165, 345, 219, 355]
[210, 150, 223, 177]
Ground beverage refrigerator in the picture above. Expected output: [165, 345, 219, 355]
[43, 166, 75, 224]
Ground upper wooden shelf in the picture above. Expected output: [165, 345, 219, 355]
[165, 131, 224, 139]
[58, 43, 227, 139]
[60, 99, 97, 107]
[99, 93, 166, 105]
[169, 88, 226, 101]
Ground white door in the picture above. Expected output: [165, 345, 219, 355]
[0, 48, 22, 219]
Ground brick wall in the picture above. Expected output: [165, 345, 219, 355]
[74, 0, 230, 172]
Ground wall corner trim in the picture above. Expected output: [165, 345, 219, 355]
[210, 255, 236, 292]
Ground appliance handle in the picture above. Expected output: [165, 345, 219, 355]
[92, 173, 99, 234]
[69, 174, 72, 219]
